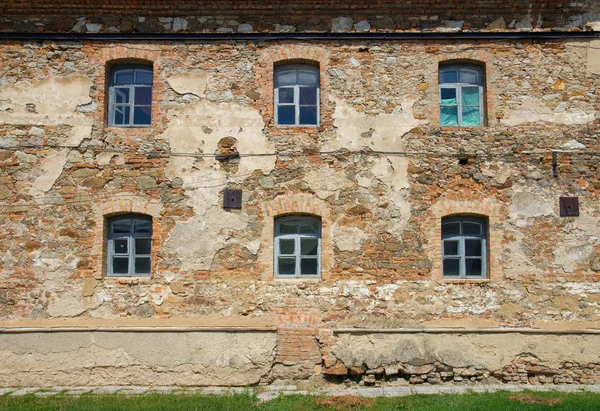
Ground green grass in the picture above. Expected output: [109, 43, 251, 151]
[1, 390, 600, 411]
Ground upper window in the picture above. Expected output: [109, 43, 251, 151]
[274, 64, 319, 126]
[442, 216, 487, 278]
[108, 65, 153, 127]
[107, 214, 152, 277]
[439, 64, 483, 127]
[275, 216, 321, 278]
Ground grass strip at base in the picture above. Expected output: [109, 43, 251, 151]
[2, 389, 600, 411]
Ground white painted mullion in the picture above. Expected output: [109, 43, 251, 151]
[294, 84, 300, 125]
[128, 85, 135, 126]
[295, 236, 301, 278]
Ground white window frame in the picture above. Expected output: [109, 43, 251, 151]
[274, 64, 320, 127]
[107, 214, 152, 277]
[441, 216, 487, 279]
[108, 65, 153, 128]
[439, 64, 484, 127]
[274, 216, 322, 278]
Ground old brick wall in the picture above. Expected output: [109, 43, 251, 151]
[0, 0, 598, 33]
[0, 12, 599, 386]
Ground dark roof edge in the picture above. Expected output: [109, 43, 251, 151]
[1, 31, 598, 41]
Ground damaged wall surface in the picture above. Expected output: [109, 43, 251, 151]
[0, 0, 599, 388]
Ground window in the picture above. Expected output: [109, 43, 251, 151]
[442, 216, 487, 278]
[108, 65, 153, 127]
[274, 64, 319, 126]
[439, 64, 483, 126]
[275, 216, 321, 278]
[107, 214, 152, 276]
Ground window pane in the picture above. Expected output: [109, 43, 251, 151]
[135, 238, 152, 255]
[300, 258, 318, 275]
[278, 221, 297, 234]
[275, 69, 297, 86]
[443, 240, 459, 256]
[443, 259, 460, 276]
[463, 222, 481, 236]
[278, 87, 295, 104]
[113, 220, 132, 234]
[462, 106, 481, 126]
[298, 69, 318, 86]
[134, 220, 152, 235]
[299, 106, 317, 125]
[299, 220, 319, 234]
[135, 257, 151, 274]
[279, 239, 295, 255]
[459, 69, 479, 84]
[442, 222, 460, 238]
[112, 257, 129, 274]
[113, 239, 128, 254]
[440, 88, 457, 105]
[113, 106, 130, 125]
[299, 87, 317, 105]
[462, 87, 480, 106]
[301, 238, 318, 256]
[135, 70, 153, 84]
[115, 87, 129, 104]
[278, 257, 296, 275]
[133, 106, 152, 125]
[440, 70, 457, 83]
[277, 105, 296, 125]
[115, 70, 133, 85]
[440, 106, 458, 126]
[135, 87, 152, 105]
[465, 258, 482, 276]
[465, 239, 482, 257]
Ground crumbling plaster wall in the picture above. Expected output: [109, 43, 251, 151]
[0, 38, 599, 384]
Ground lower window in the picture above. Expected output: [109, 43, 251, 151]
[275, 216, 321, 278]
[107, 214, 152, 277]
[442, 216, 487, 278]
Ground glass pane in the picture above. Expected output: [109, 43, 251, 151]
[440, 88, 457, 105]
[440, 70, 457, 83]
[463, 222, 481, 236]
[275, 69, 296, 86]
[300, 258, 318, 275]
[299, 106, 317, 125]
[278, 221, 297, 234]
[115, 70, 133, 85]
[459, 69, 479, 84]
[462, 87, 480, 105]
[465, 239, 482, 257]
[299, 87, 317, 105]
[440, 106, 458, 126]
[279, 239, 295, 255]
[443, 240, 459, 256]
[135, 238, 152, 255]
[277, 105, 295, 125]
[134, 219, 152, 235]
[135, 87, 152, 105]
[298, 69, 318, 86]
[442, 222, 460, 238]
[301, 238, 318, 256]
[115, 87, 129, 104]
[112, 220, 132, 234]
[278, 257, 296, 275]
[135, 257, 151, 274]
[299, 220, 319, 234]
[135, 70, 153, 84]
[443, 259, 460, 276]
[113, 239, 128, 254]
[462, 105, 481, 126]
[278, 87, 294, 104]
[112, 257, 129, 274]
[134, 106, 152, 125]
[113, 106, 130, 125]
[465, 258, 482, 276]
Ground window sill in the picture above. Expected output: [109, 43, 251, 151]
[273, 277, 321, 282]
[440, 278, 490, 284]
[105, 276, 153, 285]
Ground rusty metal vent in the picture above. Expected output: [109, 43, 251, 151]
[223, 189, 242, 209]
[559, 197, 579, 217]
